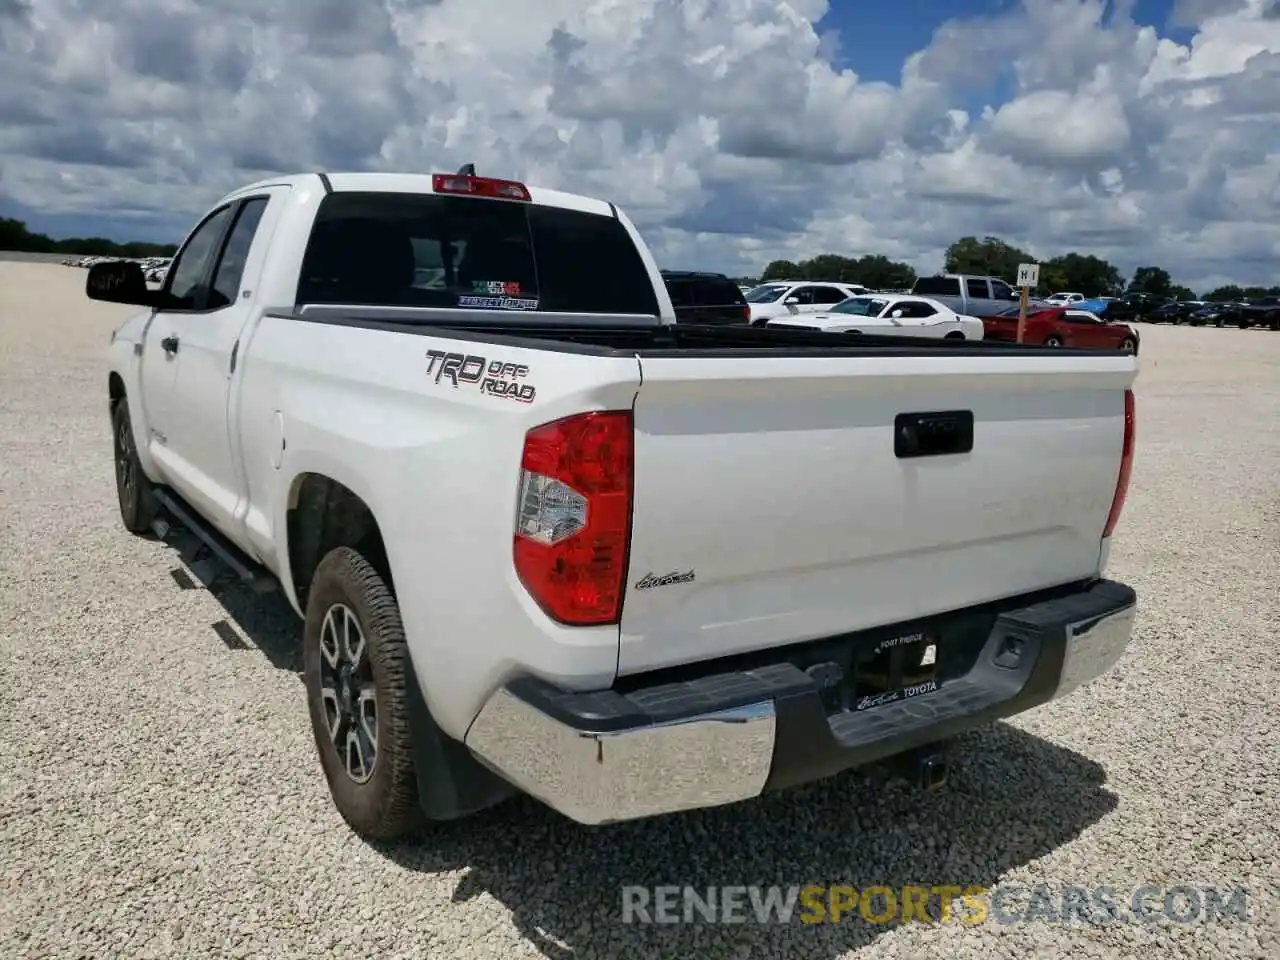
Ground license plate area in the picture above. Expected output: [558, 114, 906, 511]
[801, 616, 993, 716]
[849, 631, 941, 711]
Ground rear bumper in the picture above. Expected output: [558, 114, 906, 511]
[464, 578, 1136, 826]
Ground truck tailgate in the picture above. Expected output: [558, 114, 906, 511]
[618, 351, 1136, 675]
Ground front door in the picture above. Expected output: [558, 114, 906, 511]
[1062, 310, 1107, 347]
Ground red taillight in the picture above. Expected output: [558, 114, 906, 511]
[1102, 390, 1135, 538]
[743, 304, 751, 323]
[432, 173, 531, 201]
[513, 411, 634, 625]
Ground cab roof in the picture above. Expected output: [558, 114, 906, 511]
[224, 171, 616, 219]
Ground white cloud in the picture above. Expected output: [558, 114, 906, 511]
[0, 0, 1278, 291]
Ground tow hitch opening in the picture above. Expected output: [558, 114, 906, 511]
[917, 752, 949, 791]
[883, 745, 951, 792]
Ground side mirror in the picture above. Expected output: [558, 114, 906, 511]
[890, 309, 904, 319]
[86, 260, 157, 307]
[784, 297, 800, 305]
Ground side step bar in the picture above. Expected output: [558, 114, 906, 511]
[150, 488, 277, 594]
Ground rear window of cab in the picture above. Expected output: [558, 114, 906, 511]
[296, 192, 661, 317]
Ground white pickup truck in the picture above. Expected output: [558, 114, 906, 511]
[97, 168, 1139, 842]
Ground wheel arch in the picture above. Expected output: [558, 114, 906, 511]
[286, 472, 391, 611]
[287, 471, 517, 822]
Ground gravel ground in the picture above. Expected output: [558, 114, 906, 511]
[1, 261, 1277, 959]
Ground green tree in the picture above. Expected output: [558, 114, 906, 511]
[1203, 285, 1244, 302]
[761, 259, 801, 281]
[845, 254, 916, 290]
[798, 253, 858, 281]
[943, 236, 1034, 285]
[1168, 284, 1198, 301]
[0, 216, 176, 258]
[769, 253, 917, 289]
[1037, 253, 1124, 297]
[1126, 266, 1174, 298]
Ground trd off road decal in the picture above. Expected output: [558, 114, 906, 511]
[424, 350, 536, 404]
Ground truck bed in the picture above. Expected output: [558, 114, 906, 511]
[275, 303, 1121, 357]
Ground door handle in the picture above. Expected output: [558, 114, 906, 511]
[895, 410, 975, 459]
[160, 335, 180, 355]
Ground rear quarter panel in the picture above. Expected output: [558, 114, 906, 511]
[235, 317, 643, 738]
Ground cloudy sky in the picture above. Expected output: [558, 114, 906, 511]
[1, 0, 1277, 290]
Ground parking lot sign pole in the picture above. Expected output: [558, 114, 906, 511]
[1015, 263, 1040, 344]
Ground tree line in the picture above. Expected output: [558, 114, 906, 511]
[0, 216, 178, 259]
[756, 235, 1279, 303]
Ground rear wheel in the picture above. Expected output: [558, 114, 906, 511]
[1044, 335, 1063, 347]
[111, 399, 158, 534]
[944, 331, 965, 340]
[303, 546, 422, 841]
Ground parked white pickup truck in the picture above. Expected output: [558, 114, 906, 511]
[97, 168, 1139, 841]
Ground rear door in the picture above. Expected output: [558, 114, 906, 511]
[618, 352, 1136, 674]
[800, 284, 851, 313]
[696, 277, 749, 325]
[911, 277, 967, 314]
[664, 277, 697, 322]
[141, 203, 239, 482]
[152, 188, 288, 546]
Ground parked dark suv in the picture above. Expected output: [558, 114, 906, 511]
[661, 270, 751, 325]
[1104, 292, 1168, 323]
[1239, 296, 1280, 330]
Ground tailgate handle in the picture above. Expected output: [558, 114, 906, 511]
[895, 410, 974, 459]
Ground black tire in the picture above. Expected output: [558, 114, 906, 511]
[1045, 335, 1063, 347]
[303, 546, 422, 841]
[944, 331, 965, 340]
[111, 398, 158, 534]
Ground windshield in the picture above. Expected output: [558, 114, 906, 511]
[830, 297, 887, 316]
[745, 284, 790, 303]
[296, 192, 660, 315]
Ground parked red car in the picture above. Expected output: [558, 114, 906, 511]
[981, 305, 1140, 354]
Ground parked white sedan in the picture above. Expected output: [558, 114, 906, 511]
[766, 294, 985, 340]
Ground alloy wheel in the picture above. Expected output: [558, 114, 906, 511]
[317, 603, 379, 784]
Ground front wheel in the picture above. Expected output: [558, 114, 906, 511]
[111, 399, 158, 534]
[1044, 335, 1063, 347]
[303, 546, 422, 841]
[944, 331, 965, 340]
